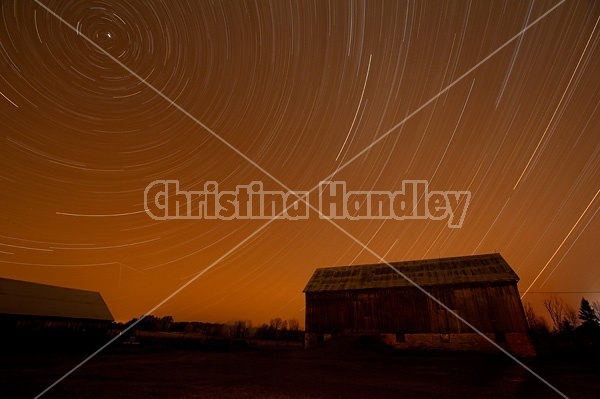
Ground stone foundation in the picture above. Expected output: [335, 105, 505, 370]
[380, 332, 535, 357]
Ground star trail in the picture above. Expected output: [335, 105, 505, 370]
[0, 0, 599, 327]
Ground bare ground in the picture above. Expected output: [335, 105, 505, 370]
[2, 340, 599, 399]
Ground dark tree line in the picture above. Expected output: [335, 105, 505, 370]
[254, 318, 302, 342]
[524, 296, 600, 358]
[119, 315, 227, 336]
[117, 315, 303, 342]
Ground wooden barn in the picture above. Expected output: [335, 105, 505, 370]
[0, 277, 113, 349]
[303, 253, 535, 356]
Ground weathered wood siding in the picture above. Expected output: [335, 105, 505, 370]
[305, 282, 528, 335]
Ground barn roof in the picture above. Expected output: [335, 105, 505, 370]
[303, 253, 519, 292]
[0, 277, 113, 321]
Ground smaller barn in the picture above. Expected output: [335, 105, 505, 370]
[0, 277, 113, 349]
[303, 254, 535, 356]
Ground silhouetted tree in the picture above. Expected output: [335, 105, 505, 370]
[226, 320, 253, 338]
[543, 296, 565, 332]
[256, 323, 272, 340]
[124, 317, 138, 328]
[269, 318, 283, 331]
[563, 303, 580, 330]
[160, 316, 173, 331]
[579, 298, 600, 327]
[288, 319, 300, 332]
[560, 319, 575, 335]
[592, 300, 600, 318]
[523, 302, 548, 333]
[286, 319, 302, 341]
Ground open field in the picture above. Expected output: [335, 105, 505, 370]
[2, 340, 599, 399]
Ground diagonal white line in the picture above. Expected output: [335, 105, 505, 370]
[32, 194, 308, 398]
[33, 0, 568, 397]
[317, 0, 567, 185]
[32, 0, 295, 202]
[520, 187, 600, 299]
[539, 203, 599, 287]
[174, 184, 570, 398]
[313, 210, 570, 399]
[513, 13, 600, 190]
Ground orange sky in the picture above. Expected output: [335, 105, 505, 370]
[0, 0, 599, 326]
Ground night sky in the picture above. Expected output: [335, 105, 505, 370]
[0, 0, 599, 325]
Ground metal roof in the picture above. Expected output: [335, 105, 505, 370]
[0, 277, 113, 321]
[303, 253, 519, 293]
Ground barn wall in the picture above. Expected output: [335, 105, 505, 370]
[305, 282, 529, 336]
[0, 314, 112, 333]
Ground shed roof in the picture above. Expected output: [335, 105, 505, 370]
[303, 253, 518, 293]
[0, 277, 113, 321]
